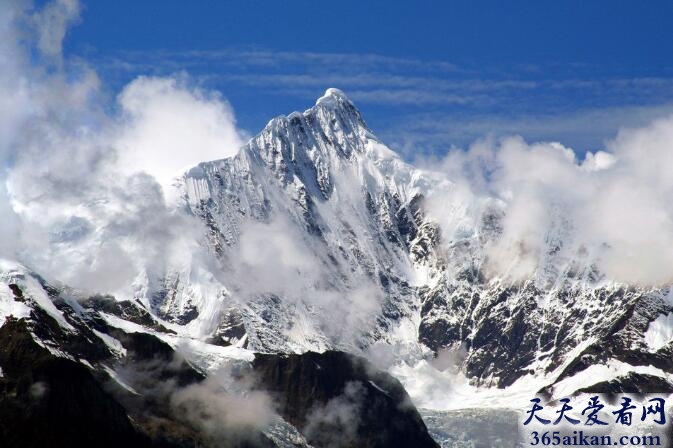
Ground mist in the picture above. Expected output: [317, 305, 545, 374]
[419, 117, 673, 286]
[170, 362, 275, 444]
[0, 0, 243, 297]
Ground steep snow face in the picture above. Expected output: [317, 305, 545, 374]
[167, 88, 444, 353]
[149, 89, 673, 396]
[0, 260, 73, 332]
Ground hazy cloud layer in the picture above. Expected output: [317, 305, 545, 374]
[421, 115, 673, 286]
[170, 362, 275, 444]
[304, 381, 365, 447]
[0, 0, 242, 295]
[230, 200, 385, 348]
[31, 0, 80, 59]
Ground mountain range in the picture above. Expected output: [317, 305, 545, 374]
[1, 88, 672, 447]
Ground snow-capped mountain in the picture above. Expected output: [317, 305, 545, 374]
[156, 88, 673, 396]
[164, 88, 435, 353]
[2, 88, 673, 446]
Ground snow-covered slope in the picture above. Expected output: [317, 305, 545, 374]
[161, 88, 441, 353]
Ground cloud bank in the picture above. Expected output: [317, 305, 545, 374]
[422, 115, 673, 286]
[116, 75, 246, 189]
[0, 0, 244, 295]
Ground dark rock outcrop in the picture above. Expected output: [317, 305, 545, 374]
[0, 317, 149, 448]
[253, 350, 439, 448]
[575, 372, 673, 395]
[1, 288, 439, 448]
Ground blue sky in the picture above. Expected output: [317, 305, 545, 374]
[62, 0, 673, 158]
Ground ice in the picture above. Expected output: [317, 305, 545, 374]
[0, 282, 31, 327]
[315, 87, 349, 106]
[0, 260, 71, 330]
[92, 329, 127, 357]
[103, 365, 140, 395]
[644, 312, 673, 351]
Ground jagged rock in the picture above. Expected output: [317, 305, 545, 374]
[576, 373, 673, 395]
[252, 351, 439, 448]
[0, 318, 149, 448]
[83, 295, 176, 334]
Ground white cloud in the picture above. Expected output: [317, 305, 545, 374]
[422, 116, 673, 286]
[170, 363, 275, 443]
[31, 0, 80, 60]
[0, 0, 242, 297]
[116, 75, 246, 189]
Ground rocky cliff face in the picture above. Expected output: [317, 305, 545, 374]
[0, 317, 149, 448]
[253, 351, 439, 448]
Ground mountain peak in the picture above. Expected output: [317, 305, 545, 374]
[312, 88, 363, 126]
[315, 87, 351, 107]
[256, 88, 369, 148]
[261, 88, 363, 132]
[310, 88, 369, 137]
